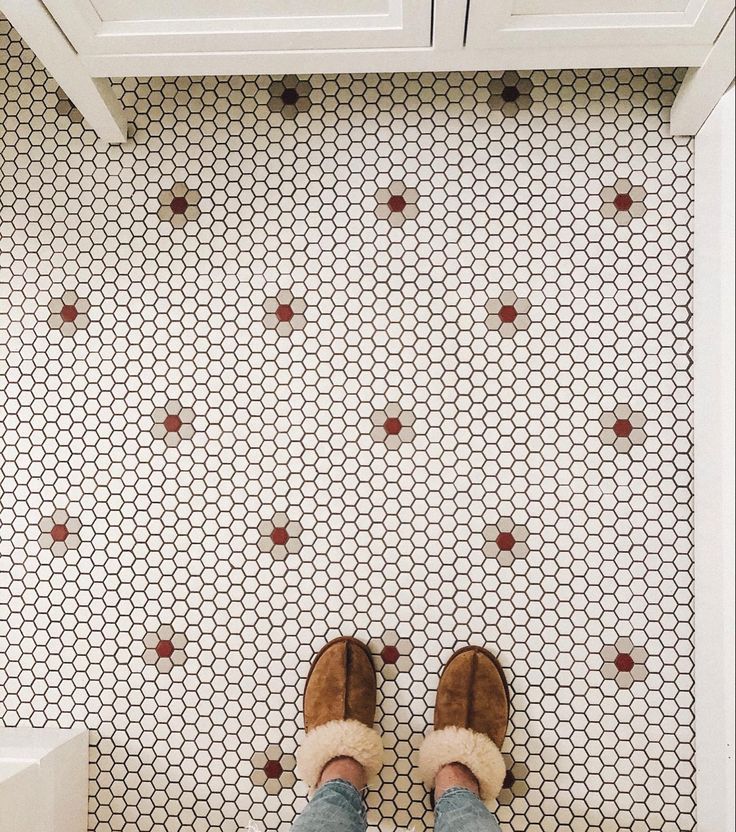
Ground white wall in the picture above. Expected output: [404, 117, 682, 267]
[694, 84, 735, 832]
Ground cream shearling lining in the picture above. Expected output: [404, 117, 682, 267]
[418, 726, 506, 807]
[296, 719, 384, 791]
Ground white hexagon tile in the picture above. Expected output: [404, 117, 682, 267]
[0, 16, 694, 832]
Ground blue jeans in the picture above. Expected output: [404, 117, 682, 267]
[292, 780, 502, 831]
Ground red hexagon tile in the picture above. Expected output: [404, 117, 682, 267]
[371, 632, 414, 680]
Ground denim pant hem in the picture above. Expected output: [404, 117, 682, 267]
[292, 780, 501, 832]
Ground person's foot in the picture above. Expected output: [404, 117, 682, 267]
[295, 637, 384, 793]
[418, 646, 510, 807]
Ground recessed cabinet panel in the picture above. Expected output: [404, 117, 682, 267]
[466, 0, 732, 48]
[44, 0, 433, 55]
[515, 0, 688, 12]
[90, 0, 393, 24]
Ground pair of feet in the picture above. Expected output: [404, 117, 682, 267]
[295, 638, 510, 807]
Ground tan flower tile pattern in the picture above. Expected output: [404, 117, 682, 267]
[251, 746, 297, 794]
[268, 76, 312, 117]
[39, 509, 81, 554]
[498, 755, 530, 805]
[600, 178, 646, 225]
[257, 514, 302, 561]
[48, 291, 90, 335]
[371, 631, 414, 681]
[151, 401, 195, 447]
[370, 404, 416, 450]
[600, 405, 646, 453]
[483, 519, 530, 567]
[489, 71, 533, 114]
[602, 638, 648, 689]
[143, 625, 187, 673]
[264, 290, 307, 335]
[157, 183, 200, 228]
[374, 181, 420, 227]
[485, 291, 532, 337]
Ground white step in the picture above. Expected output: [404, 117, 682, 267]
[0, 727, 88, 832]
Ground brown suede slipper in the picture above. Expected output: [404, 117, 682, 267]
[418, 646, 510, 808]
[295, 637, 384, 791]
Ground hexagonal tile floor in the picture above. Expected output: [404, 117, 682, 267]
[0, 17, 694, 832]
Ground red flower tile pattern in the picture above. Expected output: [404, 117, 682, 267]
[600, 178, 646, 225]
[251, 746, 297, 793]
[370, 404, 416, 450]
[600, 405, 646, 453]
[143, 625, 187, 673]
[151, 401, 195, 447]
[258, 513, 302, 560]
[483, 519, 530, 567]
[486, 291, 532, 337]
[374, 181, 419, 227]
[498, 755, 530, 805]
[39, 509, 81, 553]
[602, 638, 649, 688]
[371, 632, 414, 681]
[48, 291, 90, 335]
[157, 183, 201, 227]
[264, 290, 307, 335]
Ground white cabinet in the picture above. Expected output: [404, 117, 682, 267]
[1, 0, 732, 144]
[465, 0, 733, 50]
[42, 0, 433, 57]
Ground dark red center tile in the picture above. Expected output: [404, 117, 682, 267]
[381, 645, 400, 665]
[496, 532, 516, 551]
[164, 414, 183, 433]
[170, 196, 189, 215]
[498, 305, 518, 324]
[60, 304, 78, 323]
[502, 86, 520, 103]
[613, 418, 633, 438]
[50, 523, 69, 542]
[615, 652, 635, 673]
[281, 88, 299, 106]
[387, 194, 407, 213]
[156, 639, 175, 659]
[613, 192, 633, 212]
[264, 760, 283, 779]
[503, 770, 516, 789]
[270, 526, 289, 546]
[276, 304, 294, 323]
[383, 417, 402, 436]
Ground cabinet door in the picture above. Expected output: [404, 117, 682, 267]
[465, 0, 732, 49]
[43, 0, 433, 56]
